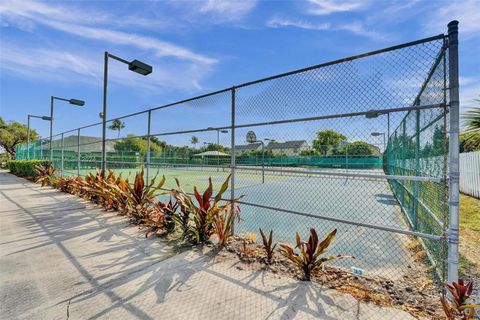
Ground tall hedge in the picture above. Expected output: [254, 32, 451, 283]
[6, 160, 50, 177]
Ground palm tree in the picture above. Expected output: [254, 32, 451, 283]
[108, 119, 125, 138]
[190, 136, 199, 148]
[461, 99, 480, 151]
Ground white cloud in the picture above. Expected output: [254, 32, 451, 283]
[0, 0, 170, 31]
[266, 17, 387, 41]
[305, 0, 367, 15]
[38, 18, 216, 65]
[424, 0, 480, 37]
[267, 18, 330, 30]
[460, 81, 480, 112]
[166, 0, 257, 23]
[199, 0, 256, 16]
[0, 0, 218, 92]
[0, 42, 211, 92]
[0, 0, 216, 65]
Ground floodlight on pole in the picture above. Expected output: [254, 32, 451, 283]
[49, 96, 86, 163]
[102, 52, 153, 174]
[27, 114, 51, 160]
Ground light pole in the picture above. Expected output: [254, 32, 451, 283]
[256, 140, 265, 183]
[27, 114, 51, 160]
[207, 127, 228, 171]
[50, 96, 85, 163]
[102, 52, 152, 174]
[246, 131, 274, 184]
[371, 132, 386, 152]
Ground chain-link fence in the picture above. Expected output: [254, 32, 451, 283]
[16, 23, 460, 291]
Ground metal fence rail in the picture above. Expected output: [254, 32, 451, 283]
[16, 22, 460, 287]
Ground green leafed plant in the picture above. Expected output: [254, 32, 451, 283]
[279, 228, 352, 281]
[441, 279, 480, 319]
[259, 228, 277, 264]
[172, 174, 231, 244]
[213, 201, 240, 246]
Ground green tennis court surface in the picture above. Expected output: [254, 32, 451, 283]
[62, 165, 412, 279]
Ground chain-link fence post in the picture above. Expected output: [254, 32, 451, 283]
[77, 128, 81, 176]
[146, 110, 151, 182]
[61, 133, 64, 176]
[230, 87, 236, 234]
[447, 20, 460, 284]
[413, 106, 420, 231]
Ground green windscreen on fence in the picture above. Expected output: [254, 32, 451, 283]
[385, 42, 449, 280]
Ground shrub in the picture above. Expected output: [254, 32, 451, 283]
[145, 197, 179, 237]
[34, 163, 56, 186]
[259, 228, 277, 264]
[279, 228, 353, 281]
[441, 279, 480, 319]
[213, 201, 240, 246]
[7, 160, 50, 177]
[126, 169, 164, 223]
[172, 175, 231, 244]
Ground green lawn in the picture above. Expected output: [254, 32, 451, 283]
[459, 193, 480, 278]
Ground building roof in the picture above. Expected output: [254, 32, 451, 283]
[192, 151, 229, 157]
[234, 143, 262, 152]
[267, 140, 307, 150]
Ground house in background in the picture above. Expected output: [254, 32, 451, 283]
[267, 140, 308, 156]
[234, 142, 262, 154]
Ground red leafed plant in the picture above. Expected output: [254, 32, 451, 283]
[441, 279, 480, 319]
[259, 228, 277, 265]
[172, 175, 231, 243]
[34, 163, 56, 187]
[212, 201, 240, 246]
[145, 197, 179, 237]
[126, 169, 165, 222]
[279, 228, 352, 281]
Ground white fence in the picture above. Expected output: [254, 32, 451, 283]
[460, 151, 480, 198]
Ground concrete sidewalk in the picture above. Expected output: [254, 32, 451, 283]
[0, 171, 418, 319]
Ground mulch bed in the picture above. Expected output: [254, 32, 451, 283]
[210, 236, 445, 319]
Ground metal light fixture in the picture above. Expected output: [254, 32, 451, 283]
[129, 60, 153, 75]
[69, 99, 85, 106]
[101, 52, 153, 173]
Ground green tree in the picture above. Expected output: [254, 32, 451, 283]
[108, 119, 125, 138]
[0, 117, 38, 157]
[461, 101, 480, 151]
[191, 136, 199, 148]
[312, 130, 346, 155]
[346, 141, 377, 156]
[200, 143, 229, 153]
[114, 135, 162, 157]
[460, 132, 480, 152]
[300, 149, 320, 156]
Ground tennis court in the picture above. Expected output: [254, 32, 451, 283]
[18, 23, 460, 286]
[62, 164, 412, 279]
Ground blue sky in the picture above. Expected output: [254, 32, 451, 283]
[1, 0, 479, 146]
